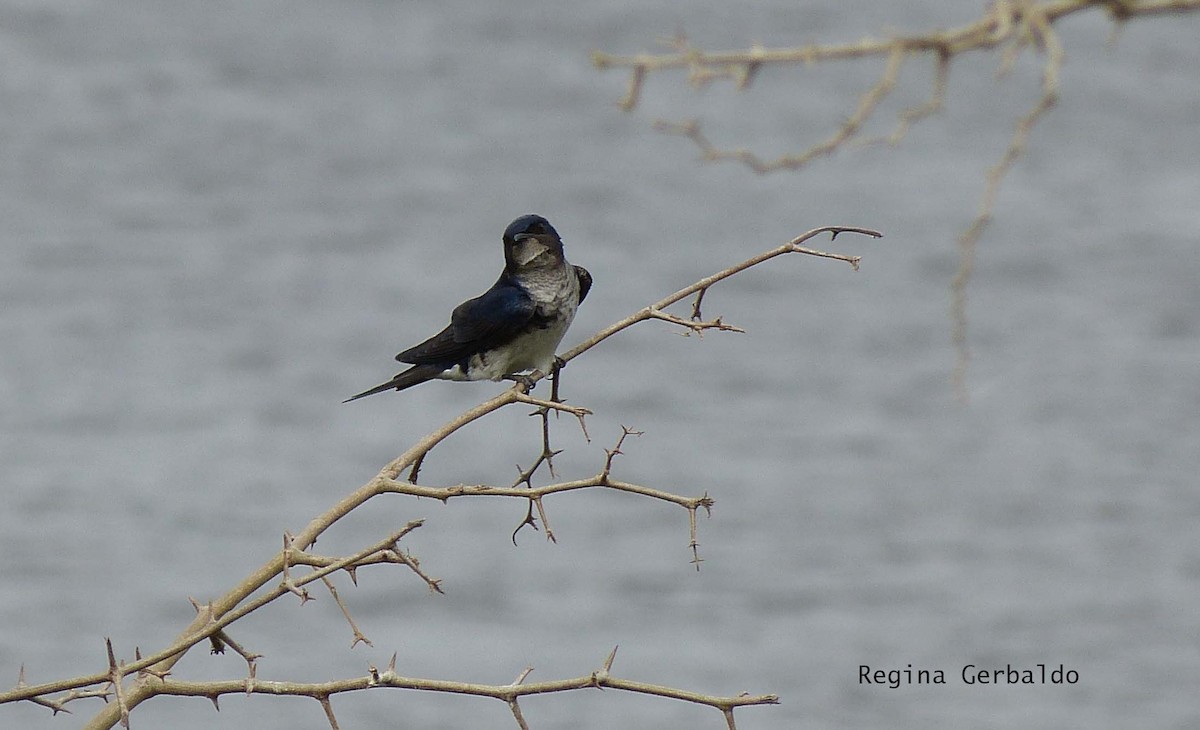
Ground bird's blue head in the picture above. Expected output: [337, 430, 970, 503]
[502, 214, 564, 270]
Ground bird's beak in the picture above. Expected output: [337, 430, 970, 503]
[511, 234, 550, 266]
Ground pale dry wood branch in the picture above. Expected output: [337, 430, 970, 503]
[7, 227, 873, 727]
[594, 1, 1200, 107]
[645, 308, 745, 337]
[654, 42, 907, 173]
[106, 648, 779, 729]
[558, 227, 874, 371]
[288, 540, 446, 594]
[383, 425, 716, 561]
[378, 472, 706, 511]
[595, 0, 1200, 391]
[379, 436, 682, 510]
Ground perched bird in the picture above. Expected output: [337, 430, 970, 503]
[345, 214, 592, 402]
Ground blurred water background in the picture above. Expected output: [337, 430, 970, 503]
[2, 1, 1199, 728]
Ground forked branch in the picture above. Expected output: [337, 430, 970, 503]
[3, 226, 878, 729]
[594, 0, 1200, 394]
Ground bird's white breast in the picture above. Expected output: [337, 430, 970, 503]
[439, 263, 580, 383]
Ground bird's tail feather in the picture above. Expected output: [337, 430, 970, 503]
[343, 364, 446, 403]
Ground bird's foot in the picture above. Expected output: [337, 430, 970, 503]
[504, 373, 538, 391]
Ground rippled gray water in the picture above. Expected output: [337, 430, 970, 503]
[3, 2, 1199, 728]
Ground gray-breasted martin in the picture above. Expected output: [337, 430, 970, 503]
[346, 214, 592, 402]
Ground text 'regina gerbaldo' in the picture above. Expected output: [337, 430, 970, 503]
[859, 664, 1079, 689]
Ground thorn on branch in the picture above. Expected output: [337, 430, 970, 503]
[603, 645, 619, 674]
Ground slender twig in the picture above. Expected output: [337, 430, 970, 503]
[321, 576, 373, 649]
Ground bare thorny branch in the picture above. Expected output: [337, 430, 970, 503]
[593, 0, 1200, 398]
[4, 226, 878, 729]
[87, 647, 779, 730]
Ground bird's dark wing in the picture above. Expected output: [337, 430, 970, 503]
[396, 277, 536, 365]
[574, 265, 593, 305]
